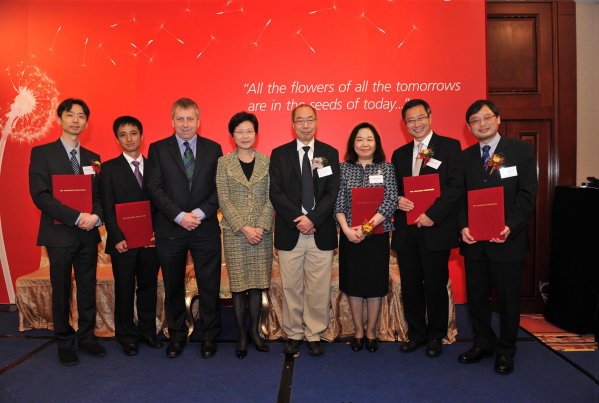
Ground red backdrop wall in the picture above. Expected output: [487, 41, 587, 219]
[0, 0, 487, 304]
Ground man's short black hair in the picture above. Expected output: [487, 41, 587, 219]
[228, 111, 259, 137]
[401, 99, 431, 122]
[344, 122, 386, 164]
[112, 116, 143, 138]
[57, 98, 90, 119]
[291, 104, 318, 121]
[465, 100, 500, 123]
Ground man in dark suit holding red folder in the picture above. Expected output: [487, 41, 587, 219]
[458, 100, 537, 374]
[146, 98, 223, 358]
[391, 99, 463, 357]
[29, 98, 106, 366]
[100, 116, 162, 356]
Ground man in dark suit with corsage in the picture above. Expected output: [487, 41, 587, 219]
[100, 116, 162, 356]
[391, 99, 464, 358]
[146, 98, 223, 358]
[269, 105, 340, 356]
[458, 100, 537, 374]
[29, 98, 106, 366]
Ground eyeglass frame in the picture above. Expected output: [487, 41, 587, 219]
[468, 114, 497, 127]
[405, 115, 430, 126]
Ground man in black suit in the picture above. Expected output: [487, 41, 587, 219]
[458, 100, 537, 374]
[269, 104, 340, 355]
[29, 98, 106, 365]
[100, 116, 162, 356]
[391, 99, 463, 357]
[146, 98, 223, 358]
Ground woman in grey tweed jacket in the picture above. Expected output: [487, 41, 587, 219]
[216, 112, 274, 359]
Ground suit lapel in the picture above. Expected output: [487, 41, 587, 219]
[117, 154, 143, 190]
[192, 136, 207, 185]
[419, 133, 439, 176]
[167, 134, 187, 177]
[402, 142, 413, 177]
[227, 151, 249, 186]
[286, 141, 302, 180]
[79, 147, 97, 176]
[467, 144, 486, 179]
[52, 139, 78, 174]
[312, 140, 323, 183]
[141, 156, 149, 190]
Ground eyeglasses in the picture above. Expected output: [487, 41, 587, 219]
[233, 129, 255, 135]
[405, 115, 430, 126]
[293, 118, 317, 126]
[468, 114, 496, 127]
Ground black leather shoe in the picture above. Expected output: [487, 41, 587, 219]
[350, 337, 364, 352]
[248, 332, 270, 352]
[166, 341, 185, 358]
[307, 340, 324, 355]
[283, 339, 302, 354]
[78, 341, 107, 358]
[365, 338, 378, 353]
[425, 339, 443, 357]
[458, 347, 494, 364]
[143, 337, 164, 349]
[122, 343, 138, 356]
[495, 354, 514, 374]
[58, 348, 78, 366]
[400, 340, 425, 353]
[201, 340, 217, 358]
[235, 349, 247, 359]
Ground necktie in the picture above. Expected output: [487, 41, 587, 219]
[70, 149, 80, 175]
[413, 142, 424, 176]
[301, 146, 314, 212]
[131, 161, 143, 188]
[482, 145, 491, 174]
[183, 141, 195, 190]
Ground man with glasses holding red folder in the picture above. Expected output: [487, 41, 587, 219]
[458, 100, 537, 374]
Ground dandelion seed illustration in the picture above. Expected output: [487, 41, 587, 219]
[0, 60, 59, 302]
[110, 17, 136, 28]
[96, 44, 116, 65]
[160, 25, 185, 44]
[397, 25, 421, 48]
[82, 38, 88, 66]
[309, 0, 336, 15]
[253, 19, 271, 46]
[361, 13, 386, 34]
[186, 0, 191, 11]
[216, 0, 244, 14]
[131, 41, 153, 61]
[197, 36, 217, 58]
[49, 26, 61, 51]
[293, 30, 315, 53]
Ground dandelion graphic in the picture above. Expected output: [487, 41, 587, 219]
[0, 59, 59, 301]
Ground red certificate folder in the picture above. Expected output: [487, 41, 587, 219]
[115, 201, 154, 249]
[52, 175, 92, 224]
[351, 187, 384, 234]
[468, 187, 505, 241]
[403, 174, 440, 225]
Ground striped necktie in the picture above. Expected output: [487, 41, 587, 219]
[70, 149, 80, 175]
[482, 145, 491, 175]
[183, 141, 195, 190]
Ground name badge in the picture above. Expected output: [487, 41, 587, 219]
[499, 166, 518, 179]
[82, 166, 95, 175]
[426, 158, 441, 169]
[317, 166, 333, 178]
[369, 175, 384, 184]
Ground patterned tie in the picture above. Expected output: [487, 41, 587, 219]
[301, 146, 314, 212]
[482, 145, 491, 175]
[413, 142, 424, 177]
[131, 161, 143, 188]
[183, 141, 195, 190]
[70, 149, 80, 175]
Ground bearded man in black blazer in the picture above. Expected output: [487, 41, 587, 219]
[100, 116, 162, 356]
[269, 105, 340, 356]
[458, 100, 537, 374]
[146, 98, 223, 358]
[29, 98, 106, 366]
[391, 99, 464, 358]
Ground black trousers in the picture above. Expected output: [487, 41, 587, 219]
[396, 225, 450, 343]
[110, 247, 160, 345]
[464, 245, 523, 357]
[46, 239, 98, 349]
[156, 233, 222, 342]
